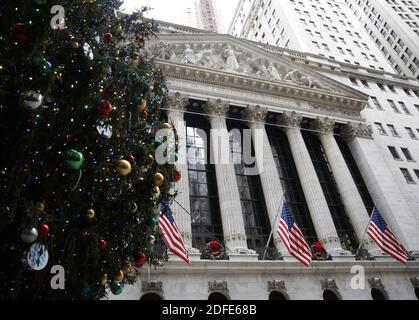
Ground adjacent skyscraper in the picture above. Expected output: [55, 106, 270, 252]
[196, 0, 223, 33]
[228, 0, 394, 72]
[345, 0, 419, 80]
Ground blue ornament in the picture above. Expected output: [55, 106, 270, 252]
[44, 61, 52, 71]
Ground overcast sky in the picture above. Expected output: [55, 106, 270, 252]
[122, 0, 239, 32]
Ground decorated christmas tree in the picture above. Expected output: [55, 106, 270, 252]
[0, 0, 179, 300]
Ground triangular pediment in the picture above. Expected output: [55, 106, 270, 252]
[145, 33, 368, 107]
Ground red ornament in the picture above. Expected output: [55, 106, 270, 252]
[173, 170, 182, 182]
[127, 155, 135, 164]
[96, 100, 113, 116]
[98, 239, 108, 250]
[314, 242, 324, 254]
[134, 252, 146, 268]
[136, 35, 145, 45]
[103, 32, 113, 43]
[11, 23, 28, 42]
[38, 224, 49, 236]
[142, 111, 148, 120]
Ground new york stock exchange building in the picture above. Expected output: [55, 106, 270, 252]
[111, 22, 419, 301]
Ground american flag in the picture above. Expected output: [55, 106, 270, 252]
[158, 205, 191, 265]
[277, 202, 312, 267]
[367, 207, 409, 264]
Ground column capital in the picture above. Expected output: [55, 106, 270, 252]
[203, 99, 230, 118]
[241, 105, 268, 123]
[167, 92, 189, 112]
[277, 111, 303, 128]
[310, 117, 336, 134]
[341, 122, 373, 141]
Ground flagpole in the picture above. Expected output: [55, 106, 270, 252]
[355, 194, 382, 257]
[262, 188, 286, 261]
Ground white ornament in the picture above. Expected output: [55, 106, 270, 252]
[21, 227, 38, 243]
[20, 91, 43, 111]
[96, 121, 113, 139]
[83, 42, 94, 60]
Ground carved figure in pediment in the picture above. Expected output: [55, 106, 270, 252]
[222, 44, 243, 71]
[196, 49, 218, 68]
[245, 56, 268, 78]
[181, 44, 198, 65]
[267, 62, 283, 81]
[153, 41, 177, 61]
[284, 69, 304, 85]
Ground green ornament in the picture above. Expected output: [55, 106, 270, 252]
[64, 149, 84, 170]
[150, 217, 157, 229]
[110, 282, 123, 295]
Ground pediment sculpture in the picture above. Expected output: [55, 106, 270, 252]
[148, 42, 333, 92]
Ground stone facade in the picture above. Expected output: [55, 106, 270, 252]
[109, 25, 419, 301]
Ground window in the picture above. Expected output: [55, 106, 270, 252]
[406, 127, 417, 139]
[400, 168, 415, 184]
[398, 102, 411, 115]
[371, 97, 384, 110]
[375, 123, 387, 135]
[349, 77, 358, 85]
[414, 170, 419, 181]
[401, 148, 415, 161]
[388, 100, 401, 113]
[186, 114, 224, 251]
[387, 124, 399, 137]
[388, 146, 402, 160]
[361, 80, 369, 88]
[377, 83, 386, 91]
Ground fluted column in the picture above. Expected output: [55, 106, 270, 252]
[278, 111, 345, 255]
[342, 123, 419, 255]
[311, 117, 380, 254]
[242, 105, 285, 254]
[167, 92, 197, 253]
[203, 99, 255, 255]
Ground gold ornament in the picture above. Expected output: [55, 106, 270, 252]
[162, 123, 172, 130]
[113, 270, 124, 282]
[122, 263, 133, 273]
[35, 202, 45, 213]
[116, 160, 132, 176]
[100, 274, 108, 286]
[138, 100, 147, 113]
[153, 173, 164, 187]
[71, 41, 79, 49]
[87, 209, 95, 219]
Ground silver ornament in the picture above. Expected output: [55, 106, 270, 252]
[96, 121, 113, 138]
[21, 227, 38, 243]
[152, 186, 160, 201]
[83, 42, 94, 60]
[147, 235, 156, 245]
[20, 91, 43, 111]
[27, 243, 49, 271]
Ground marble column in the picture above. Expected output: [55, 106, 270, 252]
[167, 92, 198, 253]
[278, 111, 346, 255]
[203, 99, 255, 256]
[241, 105, 285, 255]
[342, 123, 419, 255]
[311, 117, 380, 254]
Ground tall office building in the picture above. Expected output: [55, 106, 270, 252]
[196, 0, 223, 32]
[229, 0, 395, 72]
[345, 0, 419, 80]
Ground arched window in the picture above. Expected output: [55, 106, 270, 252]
[227, 119, 271, 258]
[371, 288, 387, 300]
[323, 290, 340, 300]
[186, 106, 223, 252]
[208, 292, 229, 300]
[415, 288, 419, 300]
[303, 132, 358, 252]
[269, 291, 288, 300]
[267, 125, 318, 245]
[141, 293, 163, 300]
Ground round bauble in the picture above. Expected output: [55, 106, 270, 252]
[127, 155, 135, 164]
[152, 173, 164, 187]
[44, 61, 52, 71]
[87, 209, 95, 219]
[71, 41, 79, 49]
[173, 170, 182, 182]
[35, 202, 45, 213]
[103, 32, 113, 43]
[11, 23, 28, 42]
[96, 100, 113, 117]
[38, 224, 49, 236]
[100, 274, 108, 286]
[110, 282, 123, 295]
[113, 271, 124, 282]
[21, 227, 38, 243]
[162, 123, 172, 130]
[147, 235, 156, 245]
[80, 282, 91, 296]
[20, 91, 43, 111]
[152, 186, 160, 201]
[138, 100, 147, 113]
[64, 149, 84, 170]
[115, 160, 132, 176]
[150, 217, 157, 230]
[136, 35, 145, 46]
[26, 243, 49, 271]
[98, 239, 107, 250]
[134, 252, 146, 268]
